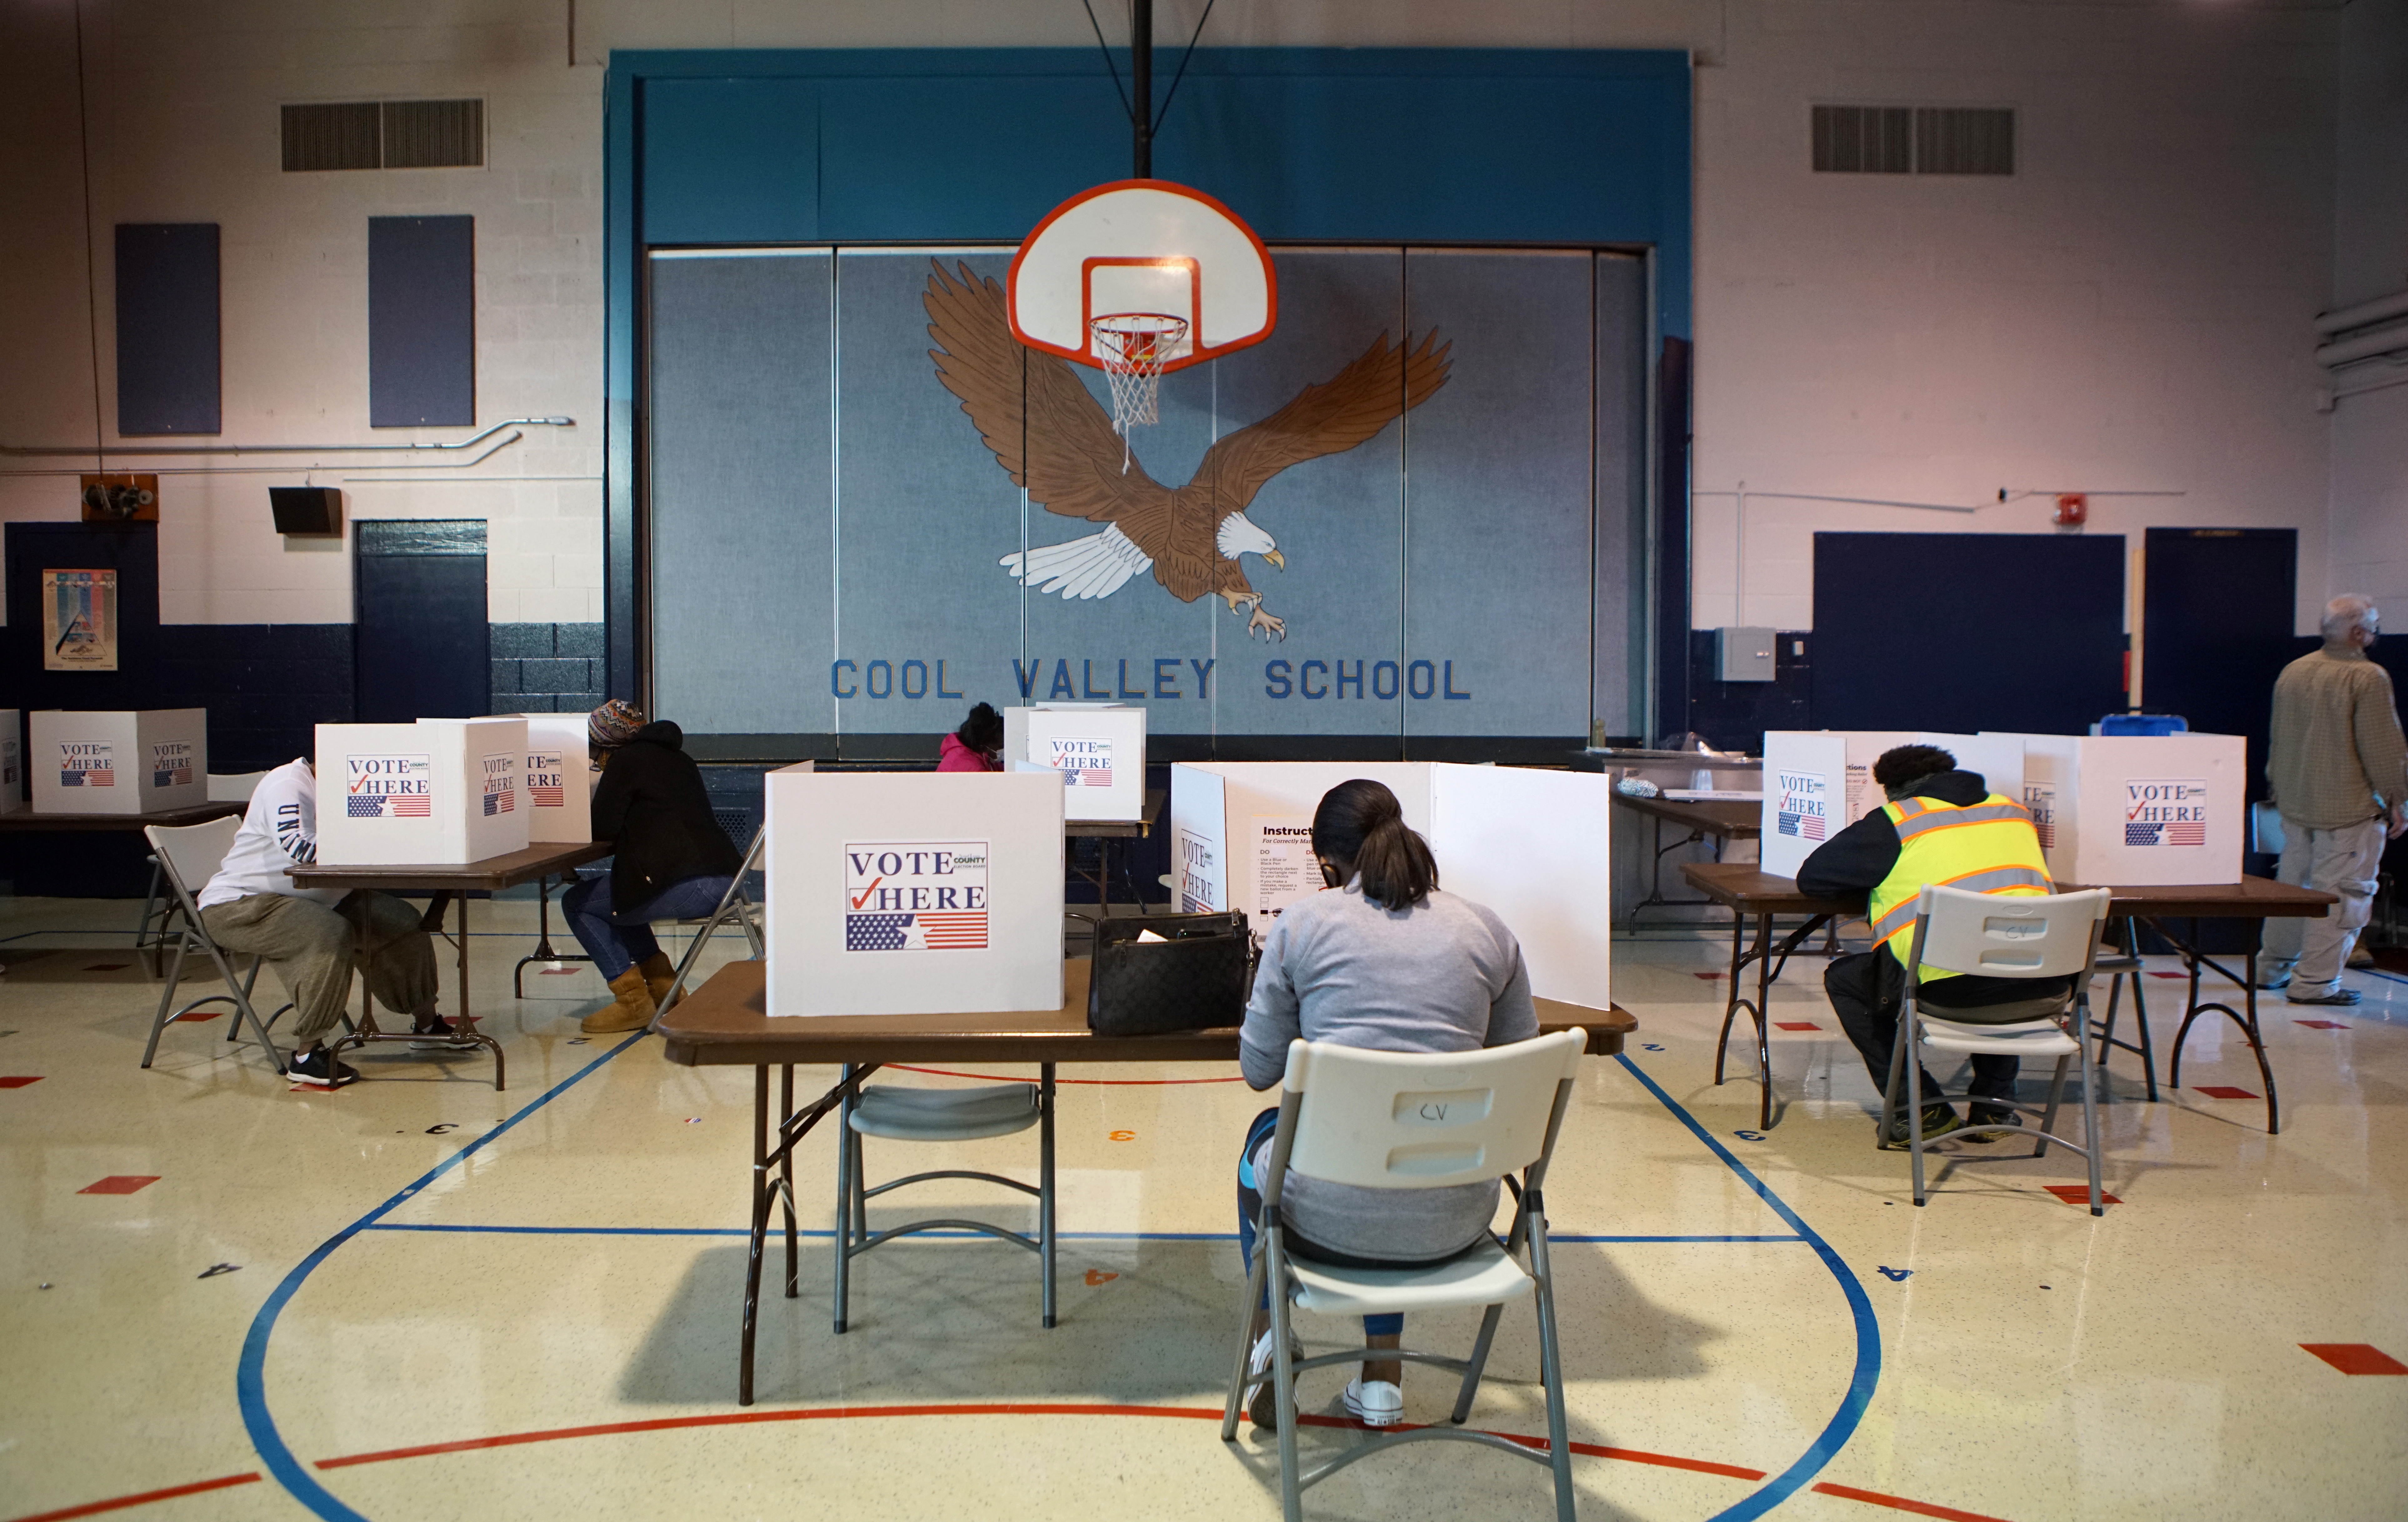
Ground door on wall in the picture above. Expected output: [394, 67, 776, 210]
[354, 520, 488, 722]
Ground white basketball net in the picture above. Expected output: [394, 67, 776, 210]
[1089, 313, 1188, 473]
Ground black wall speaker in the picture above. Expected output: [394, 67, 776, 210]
[269, 486, 342, 537]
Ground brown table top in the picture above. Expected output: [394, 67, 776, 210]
[657, 958, 1635, 1068]
[289, 839, 611, 892]
[1613, 792, 1761, 838]
[0, 800, 246, 832]
[1063, 788, 1165, 839]
[1683, 860, 2336, 920]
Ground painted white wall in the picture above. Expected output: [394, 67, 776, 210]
[2325, 0, 2408, 622]
[0, 0, 2362, 647]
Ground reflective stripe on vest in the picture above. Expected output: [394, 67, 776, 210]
[1866, 793, 2054, 975]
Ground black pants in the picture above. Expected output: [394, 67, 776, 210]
[1824, 951, 2036, 1107]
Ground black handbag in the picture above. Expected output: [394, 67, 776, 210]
[1079, 910, 1253, 1036]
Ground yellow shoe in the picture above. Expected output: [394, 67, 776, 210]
[639, 951, 677, 1009]
[582, 967, 658, 1034]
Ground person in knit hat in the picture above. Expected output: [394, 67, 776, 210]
[562, 700, 745, 1033]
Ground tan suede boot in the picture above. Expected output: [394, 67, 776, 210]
[583, 966, 658, 1033]
[639, 951, 678, 1008]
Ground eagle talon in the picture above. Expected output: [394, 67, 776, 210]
[1248, 605, 1287, 642]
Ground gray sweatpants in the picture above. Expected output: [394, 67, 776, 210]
[2261, 815, 2386, 997]
[200, 891, 439, 1044]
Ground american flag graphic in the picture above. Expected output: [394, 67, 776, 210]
[845, 910, 988, 951]
[2126, 819, 2204, 847]
[154, 765, 192, 787]
[62, 767, 113, 787]
[2035, 821, 2056, 847]
[529, 782, 565, 807]
[1071, 766, 1112, 788]
[1777, 810, 1826, 840]
[484, 789, 514, 815]
[349, 795, 385, 818]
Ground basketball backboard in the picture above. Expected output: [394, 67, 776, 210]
[1007, 179, 1276, 374]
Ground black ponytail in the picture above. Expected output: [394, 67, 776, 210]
[1311, 779, 1438, 910]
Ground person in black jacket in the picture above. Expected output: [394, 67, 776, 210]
[1798, 744, 2074, 1147]
[563, 700, 745, 1033]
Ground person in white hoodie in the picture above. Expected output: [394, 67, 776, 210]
[195, 757, 459, 1087]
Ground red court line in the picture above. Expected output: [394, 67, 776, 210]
[311, 1401, 1767, 1481]
[1813, 1480, 2014, 1521]
[886, 1064, 1243, 1086]
[7, 1472, 262, 1522]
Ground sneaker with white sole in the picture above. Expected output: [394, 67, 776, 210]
[1342, 1378, 1404, 1427]
[1247, 1328, 1304, 1429]
[288, 1046, 359, 1088]
[408, 1013, 477, 1051]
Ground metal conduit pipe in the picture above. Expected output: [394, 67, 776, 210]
[0, 416, 574, 457]
[2315, 288, 2408, 337]
[2314, 323, 2408, 370]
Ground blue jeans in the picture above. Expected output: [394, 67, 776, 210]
[1237, 1106, 1403, 1337]
[562, 873, 734, 980]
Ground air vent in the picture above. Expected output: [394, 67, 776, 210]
[280, 99, 484, 172]
[383, 99, 484, 169]
[281, 103, 381, 172]
[1814, 104, 2015, 176]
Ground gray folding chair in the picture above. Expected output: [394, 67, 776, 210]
[134, 771, 269, 970]
[140, 816, 293, 1075]
[1222, 1030, 1588, 1522]
[1882, 883, 2113, 1214]
[655, 826, 765, 1012]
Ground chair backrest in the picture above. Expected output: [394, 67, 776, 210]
[144, 815, 244, 908]
[1911, 883, 2109, 980]
[208, 770, 270, 803]
[1279, 1030, 1586, 1192]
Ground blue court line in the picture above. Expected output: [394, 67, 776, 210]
[236, 1029, 655, 1522]
[359, 1222, 1806, 1244]
[1613, 1053, 1881, 1522]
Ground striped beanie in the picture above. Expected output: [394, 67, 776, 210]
[588, 699, 646, 750]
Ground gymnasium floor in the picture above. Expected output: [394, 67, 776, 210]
[3, 896, 2404, 1522]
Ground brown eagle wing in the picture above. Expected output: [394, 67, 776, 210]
[1186, 330, 1452, 511]
[922, 262, 1178, 556]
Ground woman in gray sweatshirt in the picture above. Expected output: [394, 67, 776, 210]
[1235, 778, 1538, 1430]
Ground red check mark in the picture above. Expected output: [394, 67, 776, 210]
[850, 879, 883, 910]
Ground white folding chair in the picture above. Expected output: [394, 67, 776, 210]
[139, 817, 294, 1075]
[1882, 884, 2113, 1214]
[831, 1067, 1056, 1333]
[1220, 1030, 1588, 1522]
[655, 826, 765, 1012]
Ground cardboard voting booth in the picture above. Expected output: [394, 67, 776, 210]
[29, 708, 207, 815]
[0, 711, 22, 815]
[314, 717, 528, 866]
[1985, 731, 2245, 885]
[1169, 762, 1616, 1011]
[1758, 731, 2026, 880]
[764, 769, 1064, 1017]
[518, 713, 594, 843]
[1004, 704, 1147, 823]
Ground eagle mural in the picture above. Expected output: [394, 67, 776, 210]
[923, 261, 1452, 641]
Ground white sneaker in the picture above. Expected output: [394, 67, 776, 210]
[1247, 1328, 1304, 1428]
[1342, 1378, 1403, 1427]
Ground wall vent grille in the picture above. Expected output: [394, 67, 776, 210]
[1814, 104, 2014, 176]
[281, 99, 484, 172]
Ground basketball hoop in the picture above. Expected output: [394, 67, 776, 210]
[1089, 312, 1187, 472]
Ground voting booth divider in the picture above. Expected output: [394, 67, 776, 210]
[517, 712, 595, 843]
[763, 769, 1065, 1017]
[1984, 732, 2246, 885]
[30, 708, 208, 815]
[1169, 762, 1615, 1011]
[1003, 704, 1147, 822]
[0, 711, 22, 814]
[1757, 731, 2027, 880]
[313, 717, 528, 866]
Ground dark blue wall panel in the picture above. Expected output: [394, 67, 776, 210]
[641, 80, 822, 244]
[369, 215, 476, 427]
[115, 223, 221, 436]
[354, 519, 488, 720]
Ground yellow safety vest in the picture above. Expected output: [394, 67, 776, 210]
[1867, 793, 2054, 979]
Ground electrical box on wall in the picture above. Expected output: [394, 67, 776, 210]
[79, 474, 158, 523]
[1715, 627, 1776, 682]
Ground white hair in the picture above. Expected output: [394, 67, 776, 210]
[2323, 594, 2379, 641]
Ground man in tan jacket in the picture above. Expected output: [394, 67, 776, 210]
[2261, 594, 2408, 1006]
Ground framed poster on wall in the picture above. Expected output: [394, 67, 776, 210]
[42, 569, 118, 672]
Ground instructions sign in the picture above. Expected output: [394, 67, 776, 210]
[1254, 818, 1318, 929]
[2124, 778, 2207, 847]
[1048, 736, 1115, 788]
[345, 754, 431, 818]
[845, 840, 989, 951]
[43, 569, 116, 672]
[1775, 769, 1828, 842]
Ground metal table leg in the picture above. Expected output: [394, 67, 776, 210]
[2158, 915, 2281, 1135]
[513, 874, 594, 997]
